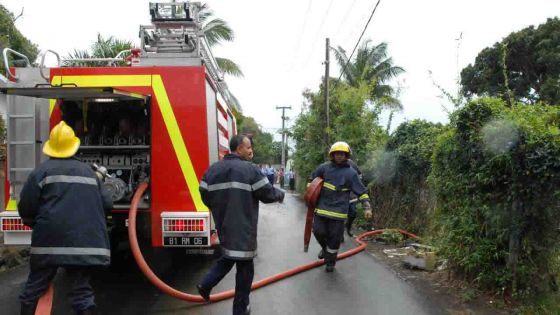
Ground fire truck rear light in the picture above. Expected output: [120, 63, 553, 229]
[1, 218, 32, 231]
[163, 218, 206, 232]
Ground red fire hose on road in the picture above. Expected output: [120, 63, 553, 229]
[128, 181, 419, 304]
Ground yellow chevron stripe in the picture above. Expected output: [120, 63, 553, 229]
[5, 199, 17, 211]
[47, 74, 207, 211]
[49, 76, 62, 116]
[152, 75, 207, 211]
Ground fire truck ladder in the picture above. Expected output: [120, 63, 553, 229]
[1, 48, 42, 202]
[6, 94, 40, 200]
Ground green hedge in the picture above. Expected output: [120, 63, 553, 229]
[367, 119, 444, 233]
[430, 98, 560, 294]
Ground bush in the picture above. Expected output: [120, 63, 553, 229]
[430, 98, 560, 295]
[367, 120, 445, 234]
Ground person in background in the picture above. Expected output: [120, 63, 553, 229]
[288, 169, 295, 190]
[18, 121, 112, 315]
[278, 168, 285, 187]
[265, 164, 275, 186]
[197, 134, 285, 315]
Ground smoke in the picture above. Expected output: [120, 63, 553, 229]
[481, 119, 520, 155]
[363, 150, 398, 185]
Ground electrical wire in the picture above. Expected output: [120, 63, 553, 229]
[337, 0, 382, 81]
[288, 0, 314, 72]
[302, 0, 335, 68]
[333, 0, 358, 40]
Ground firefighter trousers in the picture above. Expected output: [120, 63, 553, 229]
[313, 214, 345, 266]
[200, 256, 254, 315]
[20, 266, 95, 311]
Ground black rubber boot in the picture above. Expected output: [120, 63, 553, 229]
[20, 302, 37, 315]
[324, 251, 337, 273]
[317, 248, 325, 260]
[197, 283, 211, 302]
[345, 215, 356, 237]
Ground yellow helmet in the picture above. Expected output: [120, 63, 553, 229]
[328, 141, 351, 156]
[43, 121, 80, 158]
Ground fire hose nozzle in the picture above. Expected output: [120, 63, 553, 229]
[92, 163, 113, 181]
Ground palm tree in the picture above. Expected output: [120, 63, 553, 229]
[197, 3, 243, 78]
[333, 40, 404, 111]
[63, 34, 133, 67]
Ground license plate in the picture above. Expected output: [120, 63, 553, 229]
[163, 236, 208, 246]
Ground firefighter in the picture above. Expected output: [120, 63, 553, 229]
[197, 134, 285, 315]
[18, 121, 112, 315]
[310, 141, 372, 272]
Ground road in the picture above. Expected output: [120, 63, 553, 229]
[0, 190, 447, 315]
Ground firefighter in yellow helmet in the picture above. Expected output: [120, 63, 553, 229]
[18, 121, 112, 315]
[308, 141, 372, 272]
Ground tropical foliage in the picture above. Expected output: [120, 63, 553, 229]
[368, 120, 445, 233]
[460, 18, 560, 105]
[333, 40, 405, 111]
[0, 4, 38, 75]
[232, 108, 282, 165]
[198, 3, 243, 78]
[292, 80, 386, 191]
[430, 98, 560, 295]
[64, 34, 133, 67]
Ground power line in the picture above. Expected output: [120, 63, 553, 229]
[337, 0, 382, 81]
[333, 0, 358, 40]
[302, 0, 335, 68]
[288, 0, 313, 72]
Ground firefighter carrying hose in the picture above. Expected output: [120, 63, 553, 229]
[18, 121, 112, 315]
[310, 141, 372, 272]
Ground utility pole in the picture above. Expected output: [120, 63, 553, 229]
[324, 37, 330, 145]
[276, 106, 291, 169]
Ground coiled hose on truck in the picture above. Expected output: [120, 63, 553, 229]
[128, 181, 419, 303]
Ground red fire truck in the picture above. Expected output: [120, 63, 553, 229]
[0, 2, 236, 254]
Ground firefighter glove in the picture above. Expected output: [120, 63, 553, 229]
[363, 200, 373, 220]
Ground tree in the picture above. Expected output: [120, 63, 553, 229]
[291, 80, 386, 191]
[232, 108, 282, 165]
[0, 4, 39, 75]
[64, 34, 133, 67]
[198, 3, 243, 78]
[333, 40, 405, 111]
[460, 17, 560, 105]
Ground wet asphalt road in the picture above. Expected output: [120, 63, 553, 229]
[0, 190, 447, 315]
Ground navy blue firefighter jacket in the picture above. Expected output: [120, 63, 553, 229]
[18, 158, 113, 269]
[199, 154, 284, 260]
[310, 161, 369, 220]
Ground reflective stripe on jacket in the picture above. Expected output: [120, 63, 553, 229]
[199, 154, 283, 260]
[18, 158, 112, 269]
[310, 161, 369, 220]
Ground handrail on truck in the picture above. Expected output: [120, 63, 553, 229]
[39, 50, 61, 81]
[2, 48, 31, 82]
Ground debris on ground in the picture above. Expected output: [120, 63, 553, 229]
[0, 233, 30, 272]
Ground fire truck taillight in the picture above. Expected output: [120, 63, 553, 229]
[163, 218, 206, 232]
[1, 218, 32, 232]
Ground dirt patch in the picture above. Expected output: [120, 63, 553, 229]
[361, 235, 511, 315]
[0, 233, 30, 272]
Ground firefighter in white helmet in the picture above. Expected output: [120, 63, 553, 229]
[309, 141, 372, 272]
[18, 121, 112, 315]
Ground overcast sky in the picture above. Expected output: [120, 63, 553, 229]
[3, 0, 559, 135]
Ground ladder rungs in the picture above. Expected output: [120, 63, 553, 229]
[9, 141, 35, 145]
[9, 114, 35, 118]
